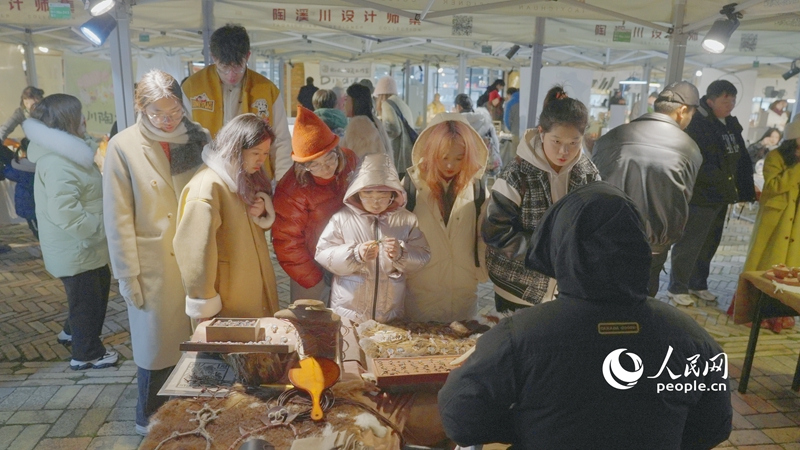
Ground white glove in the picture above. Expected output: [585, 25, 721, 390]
[119, 276, 144, 309]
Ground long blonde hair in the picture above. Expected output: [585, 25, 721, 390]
[417, 120, 482, 215]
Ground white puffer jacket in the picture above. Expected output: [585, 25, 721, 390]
[315, 153, 430, 323]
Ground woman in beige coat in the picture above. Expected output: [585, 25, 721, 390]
[174, 114, 279, 320]
[103, 70, 210, 435]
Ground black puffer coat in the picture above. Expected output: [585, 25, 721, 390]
[439, 182, 732, 450]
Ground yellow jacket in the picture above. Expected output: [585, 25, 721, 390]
[182, 66, 293, 180]
[744, 149, 800, 271]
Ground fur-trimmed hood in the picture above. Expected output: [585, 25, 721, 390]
[22, 118, 95, 168]
[201, 144, 239, 193]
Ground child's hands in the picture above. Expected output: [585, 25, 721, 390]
[248, 196, 266, 218]
[383, 237, 401, 260]
[358, 241, 380, 261]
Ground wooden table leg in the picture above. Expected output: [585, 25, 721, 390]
[739, 292, 765, 394]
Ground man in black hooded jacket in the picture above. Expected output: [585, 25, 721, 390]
[438, 182, 732, 450]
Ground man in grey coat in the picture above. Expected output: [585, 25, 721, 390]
[592, 81, 703, 298]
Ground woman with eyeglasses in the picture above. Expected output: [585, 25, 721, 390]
[103, 69, 210, 436]
[273, 106, 357, 302]
[173, 114, 279, 322]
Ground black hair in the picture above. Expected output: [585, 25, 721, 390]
[538, 85, 588, 133]
[507, 87, 519, 96]
[759, 127, 781, 143]
[454, 93, 473, 112]
[706, 80, 737, 100]
[491, 79, 505, 89]
[306, 77, 314, 85]
[15, 138, 30, 163]
[346, 83, 377, 123]
[777, 138, 799, 167]
[210, 24, 250, 66]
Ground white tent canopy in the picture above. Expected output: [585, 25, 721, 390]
[0, 0, 798, 77]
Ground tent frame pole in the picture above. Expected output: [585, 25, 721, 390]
[24, 29, 37, 87]
[639, 61, 652, 118]
[109, 1, 136, 130]
[202, 0, 214, 66]
[458, 54, 467, 95]
[665, 0, 687, 85]
[422, 60, 430, 128]
[526, 17, 545, 129]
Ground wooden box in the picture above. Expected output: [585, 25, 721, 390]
[205, 318, 260, 343]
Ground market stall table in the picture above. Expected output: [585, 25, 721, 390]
[733, 270, 800, 394]
[138, 317, 449, 450]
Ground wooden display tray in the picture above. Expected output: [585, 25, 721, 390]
[763, 269, 800, 286]
[181, 317, 298, 354]
[366, 355, 458, 386]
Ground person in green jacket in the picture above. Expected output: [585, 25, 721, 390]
[22, 94, 117, 371]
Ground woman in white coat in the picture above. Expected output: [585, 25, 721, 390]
[103, 70, 210, 435]
[404, 114, 489, 323]
[340, 83, 393, 161]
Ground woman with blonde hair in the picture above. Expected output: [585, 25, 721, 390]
[404, 114, 488, 322]
[174, 114, 279, 321]
[273, 106, 357, 301]
[103, 69, 210, 435]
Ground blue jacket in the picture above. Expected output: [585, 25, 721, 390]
[503, 92, 520, 133]
[3, 158, 36, 220]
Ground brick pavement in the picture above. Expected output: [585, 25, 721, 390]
[1, 206, 799, 450]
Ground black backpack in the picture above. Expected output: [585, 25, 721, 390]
[386, 99, 419, 144]
[476, 90, 491, 108]
[402, 176, 486, 267]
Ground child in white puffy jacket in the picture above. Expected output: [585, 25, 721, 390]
[315, 153, 430, 323]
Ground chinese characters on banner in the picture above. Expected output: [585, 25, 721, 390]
[64, 55, 116, 136]
[318, 61, 373, 90]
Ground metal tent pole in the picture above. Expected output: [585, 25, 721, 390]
[526, 17, 545, 128]
[640, 61, 652, 118]
[458, 53, 467, 95]
[422, 60, 430, 127]
[665, 0, 687, 85]
[202, 0, 214, 66]
[109, 2, 136, 129]
[23, 29, 37, 87]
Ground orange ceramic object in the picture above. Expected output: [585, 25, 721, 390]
[288, 357, 340, 420]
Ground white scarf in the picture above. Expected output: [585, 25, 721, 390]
[138, 114, 190, 145]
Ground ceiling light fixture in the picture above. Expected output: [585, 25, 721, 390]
[87, 0, 116, 16]
[79, 13, 117, 46]
[702, 3, 742, 54]
[505, 44, 520, 60]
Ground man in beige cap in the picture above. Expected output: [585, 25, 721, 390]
[592, 81, 703, 298]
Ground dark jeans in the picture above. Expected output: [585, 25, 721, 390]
[668, 204, 727, 294]
[136, 365, 174, 427]
[60, 265, 110, 361]
[649, 250, 670, 297]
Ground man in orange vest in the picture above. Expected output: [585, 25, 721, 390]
[182, 24, 292, 181]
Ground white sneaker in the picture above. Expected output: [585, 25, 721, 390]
[70, 350, 119, 370]
[667, 292, 695, 307]
[57, 331, 72, 345]
[689, 289, 718, 302]
[135, 424, 149, 436]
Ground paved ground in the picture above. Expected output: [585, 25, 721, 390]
[0, 205, 799, 450]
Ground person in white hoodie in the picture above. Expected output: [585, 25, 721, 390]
[454, 93, 502, 177]
[315, 152, 430, 323]
[482, 86, 600, 313]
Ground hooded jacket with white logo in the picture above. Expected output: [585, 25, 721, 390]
[439, 182, 732, 450]
[686, 96, 756, 206]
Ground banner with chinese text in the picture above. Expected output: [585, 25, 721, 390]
[64, 55, 115, 136]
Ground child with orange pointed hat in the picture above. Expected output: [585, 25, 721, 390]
[272, 106, 358, 302]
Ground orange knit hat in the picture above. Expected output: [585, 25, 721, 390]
[291, 105, 340, 162]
